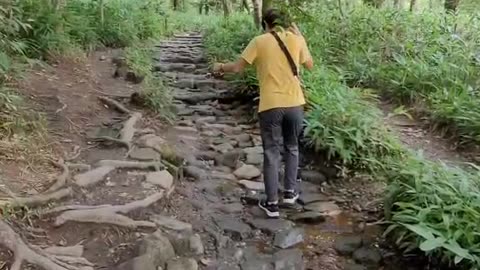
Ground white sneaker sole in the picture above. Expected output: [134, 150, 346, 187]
[258, 202, 280, 218]
[283, 194, 300, 205]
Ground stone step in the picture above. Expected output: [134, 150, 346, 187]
[153, 63, 197, 73]
[169, 78, 228, 90]
[158, 55, 206, 65]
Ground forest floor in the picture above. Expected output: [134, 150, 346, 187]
[0, 32, 473, 270]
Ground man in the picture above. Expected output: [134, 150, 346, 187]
[212, 9, 313, 218]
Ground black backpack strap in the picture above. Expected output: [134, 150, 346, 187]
[271, 31, 299, 77]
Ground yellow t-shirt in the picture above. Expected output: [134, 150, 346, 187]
[241, 30, 312, 112]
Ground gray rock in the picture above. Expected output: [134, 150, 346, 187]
[151, 215, 192, 231]
[243, 146, 263, 155]
[300, 170, 326, 185]
[274, 228, 304, 249]
[174, 126, 197, 133]
[234, 134, 251, 143]
[304, 201, 341, 216]
[353, 247, 382, 266]
[234, 165, 261, 180]
[146, 171, 174, 190]
[214, 216, 251, 240]
[289, 212, 326, 224]
[129, 147, 161, 161]
[246, 154, 263, 165]
[115, 255, 156, 270]
[215, 151, 243, 168]
[248, 219, 293, 234]
[195, 151, 217, 161]
[298, 193, 329, 204]
[211, 137, 231, 145]
[334, 235, 363, 255]
[195, 116, 217, 125]
[166, 258, 198, 270]
[139, 230, 175, 267]
[240, 259, 273, 270]
[167, 232, 204, 256]
[184, 166, 207, 181]
[238, 180, 264, 191]
[219, 203, 244, 214]
[272, 249, 304, 270]
[343, 263, 367, 270]
[239, 141, 254, 148]
[213, 143, 234, 154]
[212, 171, 237, 181]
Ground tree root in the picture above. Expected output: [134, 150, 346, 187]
[97, 160, 163, 171]
[74, 166, 115, 187]
[92, 136, 131, 149]
[0, 219, 93, 270]
[54, 192, 164, 228]
[120, 112, 141, 144]
[45, 159, 69, 193]
[1, 188, 72, 208]
[66, 163, 91, 171]
[98, 96, 131, 114]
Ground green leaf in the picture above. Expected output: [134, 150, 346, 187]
[401, 223, 434, 240]
[419, 237, 445, 252]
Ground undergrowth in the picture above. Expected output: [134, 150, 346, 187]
[203, 9, 480, 270]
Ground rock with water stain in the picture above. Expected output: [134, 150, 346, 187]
[234, 164, 261, 179]
[300, 170, 327, 185]
[274, 228, 304, 249]
[353, 247, 382, 266]
[298, 192, 329, 205]
[248, 218, 293, 234]
[272, 249, 304, 270]
[334, 235, 363, 255]
[145, 170, 173, 190]
[304, 201, 341, 216]
[289, 212, 326, 224]
[166, 257, 198, 270]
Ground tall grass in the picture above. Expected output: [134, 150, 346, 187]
[203, 9, 480, 269]
[300, 3, 480, 144]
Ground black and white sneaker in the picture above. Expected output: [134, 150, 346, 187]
[283, 191, 299, 205]
[258, 200, 280, 218]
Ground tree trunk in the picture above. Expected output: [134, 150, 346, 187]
[173, 0, 179, 10]
[363, 0, 384, 8]
[222, 0, 232, 17]
[393, 0, 400, 8]
[409, 0, 416, 11]
[444, 0, 460, 12]
[242, 0, 250, 13]
[252, 0, 262, 28]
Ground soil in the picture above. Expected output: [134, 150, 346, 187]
[0, 33, 465, 270]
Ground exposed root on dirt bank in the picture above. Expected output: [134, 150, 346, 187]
[52, 191, 165, 228]
[0, 220, 93, 270]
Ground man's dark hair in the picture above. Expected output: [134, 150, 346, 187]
[262, 8, 289, 30]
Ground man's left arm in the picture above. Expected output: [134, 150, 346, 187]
[213, 38, 257, 75]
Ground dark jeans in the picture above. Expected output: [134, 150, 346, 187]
[259, 106, 304, 202]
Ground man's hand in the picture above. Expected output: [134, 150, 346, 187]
[212, 63, 224, 77]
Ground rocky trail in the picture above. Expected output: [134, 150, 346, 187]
[0, 33, 419, 270]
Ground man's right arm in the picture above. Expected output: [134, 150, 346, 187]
[291, 23, 313, 70]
